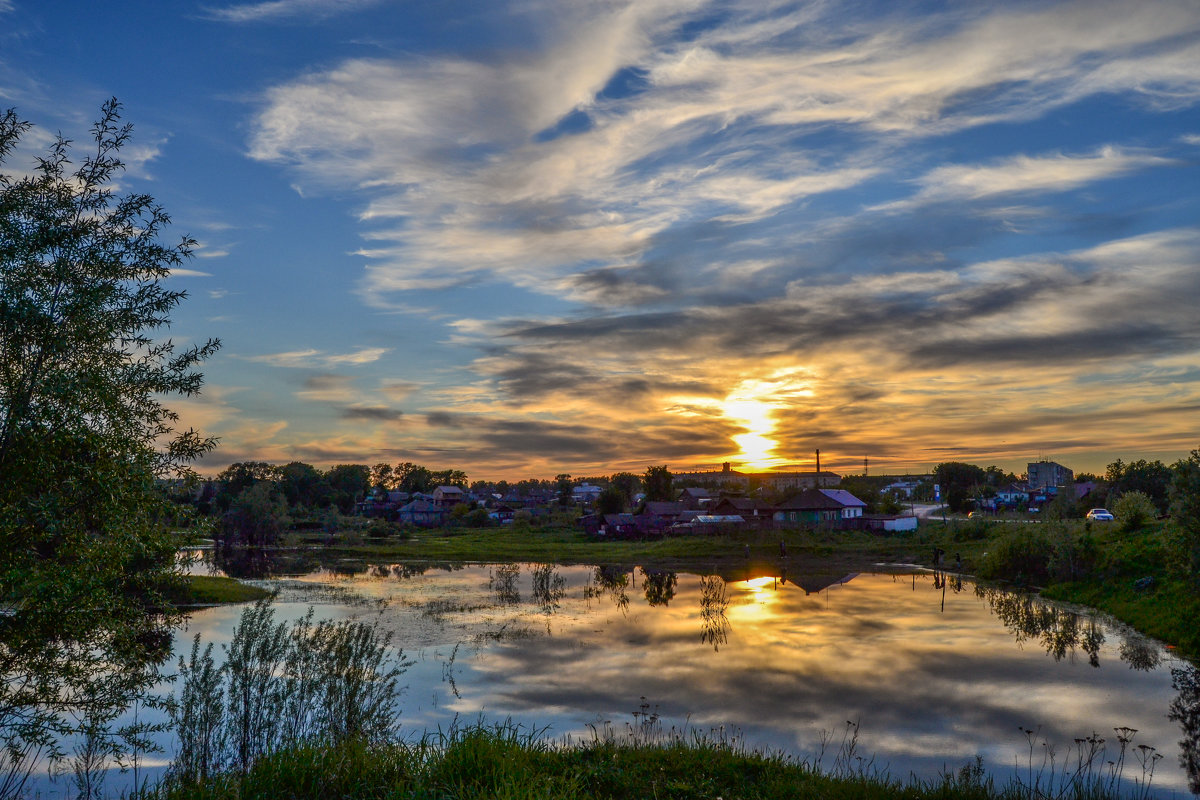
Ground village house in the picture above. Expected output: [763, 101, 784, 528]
[638, 500, 685, 533]
[432, 485, 465, 507]
[571, 483, 603, 504]
[708, 497, 776, 528]
[676, 487, 714, 510]
[774, 488, 866, 526]
[396, 498, 447, 527]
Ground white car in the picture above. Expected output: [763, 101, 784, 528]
[1086, 508, 1114, 521]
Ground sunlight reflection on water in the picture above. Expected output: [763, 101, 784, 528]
[33, 557, 1198, 797]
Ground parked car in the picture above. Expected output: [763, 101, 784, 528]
[1086, 508, 1114, 521]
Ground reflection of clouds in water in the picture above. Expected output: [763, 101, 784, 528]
[122, 565, 1193, 797]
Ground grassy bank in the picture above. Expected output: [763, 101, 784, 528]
[1037, 525, 1200, 658]
[176, 575, 271, 606]
[151, 721, 1152, 800]
[321, 523, 948, 573]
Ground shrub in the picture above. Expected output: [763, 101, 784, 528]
[1113, 491, 1157, 531]
[976, 529, 1055, 586]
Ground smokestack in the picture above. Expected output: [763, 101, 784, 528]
[815, 449, 821, 485]
[864, 457, 869, 477]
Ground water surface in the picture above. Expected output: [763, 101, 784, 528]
[36, 555, 1199, 797]
[172, 556, 1198, 797]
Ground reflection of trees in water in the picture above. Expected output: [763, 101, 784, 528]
[214, 547, 319, 579]
[1170, 664, 1200, 795]
[587, 566, 630, 613]
[1118, 633, 1162, 672]
[976, 586, 1104, 667]
[530, 564, 566, 614]
[640, 569, 677, 607]
[489, 563, 521, 605]
[699, 575, 731, 652]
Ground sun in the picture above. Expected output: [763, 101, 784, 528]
[723, 398, 781, 471]
[721, 371, 812, 470]
[668, 370, 812, 471]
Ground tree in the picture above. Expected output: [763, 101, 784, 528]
[215, 461, 280, 511]
[1171, 448, 1200, 582]
[430, 467, 468, 488]
[596, 485, 625, 515]
[609, 472, 641, 504]
[325, 464, 370, 513]
[0, 101, 219, 792]
[1107, 458, 1173, 513]
[643, 465, 674, 502]
[370, 462, 395, 492]
[220, 482, 290, 547]
[933, 462, 986, 513]
[279, 461, 328, 508]
[555, 473, 573, 507]
[393, 461, 433, 494]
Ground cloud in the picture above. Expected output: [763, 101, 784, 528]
[167, 268, 214, 278]
[240, 346, 389, 368]
[379, 380, 420, 402]
[222, 0, 1200, 476]
[324, 346, 389, 365]
[295, 373, 356, 403]
[247, 0, 1200, 316]
[340, 405, 403, 421]
[202, 0, 382, 23]
[895, 147, 1171, 207]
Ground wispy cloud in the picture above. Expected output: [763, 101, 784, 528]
[239, 346, 389, 368]
[203, 0, 382, 23]
[249, 0, 1200, 311]
[893, 147, 1170, 207]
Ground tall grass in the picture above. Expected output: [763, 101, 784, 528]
[149, 715, 1166, 800]
[167, 599, 410, 786]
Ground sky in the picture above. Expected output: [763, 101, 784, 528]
[3, 0, 1200, 480]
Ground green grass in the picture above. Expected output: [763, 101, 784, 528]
[322, 523, 947, 574]
[149, 722, 1139, 800]
[178, 575, 272, 605]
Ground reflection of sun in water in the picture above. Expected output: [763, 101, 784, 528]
[733, 576, 781, 622]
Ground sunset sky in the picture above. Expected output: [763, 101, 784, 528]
[4, 0, 1200, 479]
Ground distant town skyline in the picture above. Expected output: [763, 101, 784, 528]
[4, 1, 1199, 480]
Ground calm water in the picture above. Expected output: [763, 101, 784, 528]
[32, 554, 1200, 797]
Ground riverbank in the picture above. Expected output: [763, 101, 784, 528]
[304, 516, 1197, 661]
[150, 721, 1152, 800]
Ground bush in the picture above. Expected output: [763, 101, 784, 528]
[1113, 491, 1157, 531]
[977, 529, 1055, 586]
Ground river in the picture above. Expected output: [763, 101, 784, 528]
[28, 552, 1200, 797]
